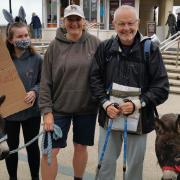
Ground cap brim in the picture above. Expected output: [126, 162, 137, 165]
[64, 12, 84, 18]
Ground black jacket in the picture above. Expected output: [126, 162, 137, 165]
[31, 15, 42, 29]
[89, 32, 169, 134]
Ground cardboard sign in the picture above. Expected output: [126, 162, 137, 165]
[0, 34, 32, 118]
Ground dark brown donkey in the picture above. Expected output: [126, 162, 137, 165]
[155, 113, 180, 180]
[0, 95, 9, 160]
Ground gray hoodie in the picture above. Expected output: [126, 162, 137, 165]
[39, 28, 100, 115]
[6, 50, 42, 121]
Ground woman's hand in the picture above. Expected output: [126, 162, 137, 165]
[43, 112, 54, 131]
[24, 91, 36, 104]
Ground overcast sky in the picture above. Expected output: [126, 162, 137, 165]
[0, 0, 42, 25]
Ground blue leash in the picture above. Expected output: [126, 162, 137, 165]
[123, 116, 128, 180]
[95, 119, 113, 180]
[41, 124, 62, 166]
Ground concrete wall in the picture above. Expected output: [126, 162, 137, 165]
[139, 0, 175, 41]
[139, 0, 159, 35]
[158, 0, 174, 40]
[174, 0, 180, 5]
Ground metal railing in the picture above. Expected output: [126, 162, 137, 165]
[160, 31, 180, 68]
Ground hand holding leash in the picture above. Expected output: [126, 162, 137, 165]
[106, 103, 121, 119]
[120, 99, 135, 116]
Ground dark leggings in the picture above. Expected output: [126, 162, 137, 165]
[5, 117, 41, 179]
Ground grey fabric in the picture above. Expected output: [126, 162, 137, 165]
[98, 126, 147, 180]
[5, 50, 42, 121]
[39, 28, 100, 115]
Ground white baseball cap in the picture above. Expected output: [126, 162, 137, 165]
[64, 5, 85, 18]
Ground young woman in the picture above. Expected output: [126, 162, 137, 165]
[5, 22, 42, 180]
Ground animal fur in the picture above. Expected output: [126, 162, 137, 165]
[0, 95, 9, 160]
[155, 113, 180, 180]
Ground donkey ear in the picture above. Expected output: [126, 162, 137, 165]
[18, 6, 26, 22]
[2, 9, 14, 23]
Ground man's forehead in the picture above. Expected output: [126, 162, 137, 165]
[115, 17, 137, 22]
[115, 9, 137, 19]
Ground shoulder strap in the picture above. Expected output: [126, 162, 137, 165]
[144, 39, 151, 62]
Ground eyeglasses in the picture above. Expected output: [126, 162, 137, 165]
[66, 16, 82, 22]
[115, 19, 139, 28]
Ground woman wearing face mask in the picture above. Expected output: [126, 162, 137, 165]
[5, 22, 42, 180]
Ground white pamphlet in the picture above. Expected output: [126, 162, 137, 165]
[109, 83, 141, 132]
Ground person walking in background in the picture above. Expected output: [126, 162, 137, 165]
[166, 11, 177, 39]
[5, 22, 42, 180]
[176, 13, 180, 32]
[30, 12, 42, 40]
[90, 5, 169, 180]
[39, 4, 100, 180]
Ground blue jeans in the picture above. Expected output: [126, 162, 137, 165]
[33, 28, 41, 39]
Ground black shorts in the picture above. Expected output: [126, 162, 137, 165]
[44, 113, 97, 148]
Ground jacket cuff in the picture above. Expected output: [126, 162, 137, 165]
[131, 99, 141, 110]
[40, 107, 52, 115]
[102, 100, 112, 111]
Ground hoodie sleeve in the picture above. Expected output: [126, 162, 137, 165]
[39, 44, 53, 114]
[30, 54, 43, 97]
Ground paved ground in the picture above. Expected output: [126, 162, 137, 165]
[0, 94, 179, 180]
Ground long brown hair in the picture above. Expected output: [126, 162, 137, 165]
[6, 22, 36, 59]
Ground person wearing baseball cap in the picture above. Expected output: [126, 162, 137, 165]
[64, 4, 85, 18]
[40, 4, 100, 180]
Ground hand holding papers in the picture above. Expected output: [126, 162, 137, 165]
[109, 83, 141, 132]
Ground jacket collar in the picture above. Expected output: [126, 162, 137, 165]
[109, 31, 150, 53]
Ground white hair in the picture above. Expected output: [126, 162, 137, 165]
[113, 5, 138, 21]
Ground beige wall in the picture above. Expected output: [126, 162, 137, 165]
[139, 0, 160, 35]
[139, 0, 175, 40]
[158, 0, 174, 40]
[174, 0, 180, 5]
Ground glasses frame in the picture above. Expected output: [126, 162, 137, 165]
[115, 19, 139, 28]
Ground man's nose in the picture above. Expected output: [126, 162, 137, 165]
[124, 23, 130, 29]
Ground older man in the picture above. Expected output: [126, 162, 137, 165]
[90, 5, 169, 180]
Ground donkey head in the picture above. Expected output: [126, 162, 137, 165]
[155, 113, 180, 180]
